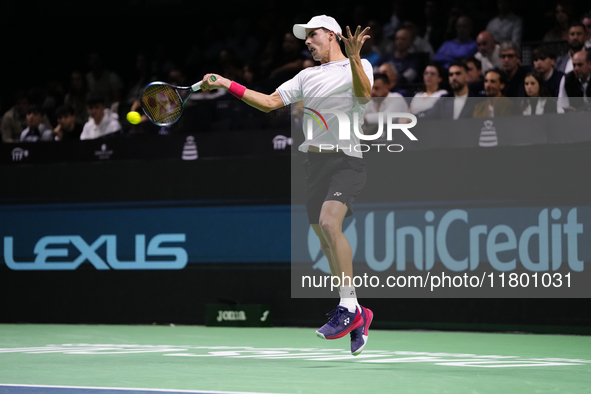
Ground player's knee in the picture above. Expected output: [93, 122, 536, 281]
[318, 217, 340, 242]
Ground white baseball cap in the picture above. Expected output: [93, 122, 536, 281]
[293, 15, 342, 40]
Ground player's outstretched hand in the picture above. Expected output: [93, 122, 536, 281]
[338, 26, 370, 59]
[201, 74, 231, 91]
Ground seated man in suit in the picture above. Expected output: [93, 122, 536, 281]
[558, 50, 591, 111]
[473, 68, 520, 117]
[418, 61, 479, 120]
[555, 23, 586, 74]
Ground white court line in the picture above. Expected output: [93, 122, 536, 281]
[0, 384, 285, 394]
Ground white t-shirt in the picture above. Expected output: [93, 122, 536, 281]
[20, 123, 53, 142]
[80, 109, 121, 140]
[475, 45, 501, 74]
[522, 98, 565, 115]
[364, 92, 409, 124]
[564, 57, 573, 75]
[453, 93, 468, 120]
[558, 74, 590, 109]
[409, 90, 448, 114]
[276, 58, 374, 158]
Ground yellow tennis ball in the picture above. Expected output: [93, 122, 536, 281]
[127, 111, 141, 124]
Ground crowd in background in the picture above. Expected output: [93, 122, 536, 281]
[1, 0, 591, 143]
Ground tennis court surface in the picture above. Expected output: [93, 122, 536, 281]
[0, 324, 589, 394]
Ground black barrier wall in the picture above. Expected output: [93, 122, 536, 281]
[1, 143, 590, 331]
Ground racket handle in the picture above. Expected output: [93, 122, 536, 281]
[191, 81, 203, 92]
[191, 76, 217, 92]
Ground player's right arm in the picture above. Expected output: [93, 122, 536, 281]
[200, 74, 285, 113]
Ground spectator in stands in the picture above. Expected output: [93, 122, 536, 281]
[378, 62, 410, 97]
[20, 105, 53, 142]
[360, 32, 381, 67]
[54, 105, 83, 141]
[80, 95, 121, 140]
[464, 57, 485, 97]
[64, 70, 89, 125]
[184, 43, 207, 83]
[257, 36, 283, 79]
[368, 19, 393, 57]
[168, 68, 188, 100]
[203, 21, 230, 66]
[558, 50, 591, 111]
[225, 18, 261, 65]
[242, 62, 266, 93]
[520, 71, 561, 115]
[499, 42, 528, 97]
[43, 77, 65, 127]
[349, 5, 370, 29]
[267, 33, 307, 84]
[532, 45, 564, 97]
[401, 21, 434, 60]
[556, 22, 587, 74]
[1, 90, 28, 143]
[486, 0, 523, 44]
[443, 6, 464, 42]
[473, 69, 519, 117]
[362, 73, 409, 135]
[418, 61, 477, 119]
[151, 43, 177, 82]
[125, 52, 154, 107]
[382, 0, 403, 41]
[86, 51, 123, 109]
[409, 63, 448, 114]
[218, 49, 245, 86]
[464, 57, 482, 83]
[418, 0, 446, 53]
[379, 27, 422, 85]
[432, 15, 478, 70]
[583, 13, 591, 49]
[544, 2, 575, 42]
[475, 31, 501, 74]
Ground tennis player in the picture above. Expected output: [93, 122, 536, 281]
[201, 15, 374, 356]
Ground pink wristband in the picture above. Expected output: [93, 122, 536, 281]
[228, 81, 246, 99]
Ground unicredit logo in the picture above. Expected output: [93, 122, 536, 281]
[305, 208, 585, 273]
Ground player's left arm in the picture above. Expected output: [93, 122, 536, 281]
[338, 26, 372, 104]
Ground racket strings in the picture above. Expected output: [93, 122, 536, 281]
[141, 85, 183, 124]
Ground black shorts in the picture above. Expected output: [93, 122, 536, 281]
[303, 151, 366, 224]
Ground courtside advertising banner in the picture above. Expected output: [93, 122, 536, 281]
[290, 97, 591, 298]
[1, 203, 290, 269]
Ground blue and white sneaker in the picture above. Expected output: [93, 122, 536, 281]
[350, 306, 373, 356]
[316, 306, 364, 340]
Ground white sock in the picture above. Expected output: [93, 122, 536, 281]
[339, 286, 360, 313]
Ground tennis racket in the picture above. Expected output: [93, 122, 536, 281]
[139, 75, 217, 126]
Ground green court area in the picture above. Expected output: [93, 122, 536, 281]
[0, 324, 589, 394]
